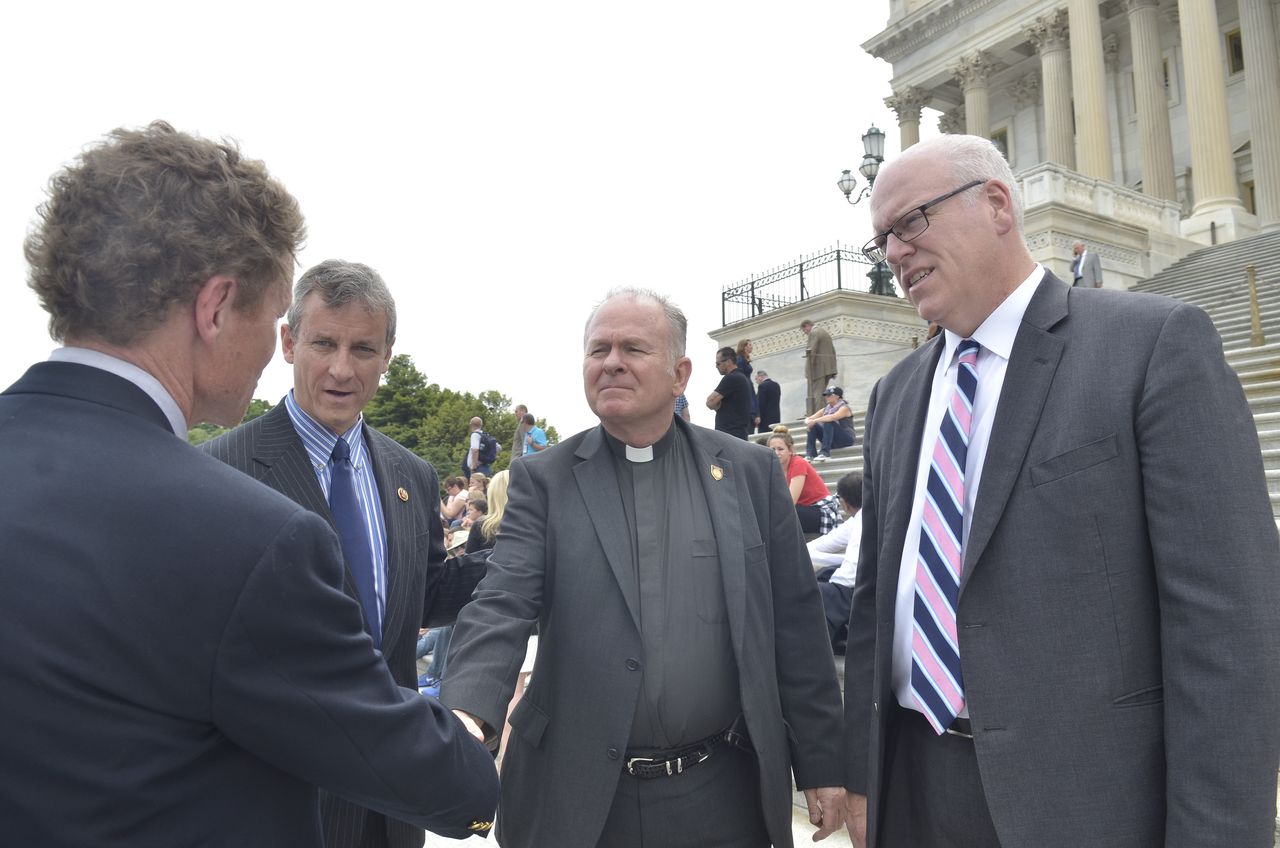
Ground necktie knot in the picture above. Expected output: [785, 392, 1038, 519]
[331, 436, 350, 464]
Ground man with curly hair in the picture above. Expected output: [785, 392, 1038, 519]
[0, 121, 497, 847]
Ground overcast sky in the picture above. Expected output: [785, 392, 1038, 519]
[1, 1, 932, 437]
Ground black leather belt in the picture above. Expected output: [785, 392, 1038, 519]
[624, 719, 751, 779]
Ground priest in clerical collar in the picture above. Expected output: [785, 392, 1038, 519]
[441, 286, 845, 848]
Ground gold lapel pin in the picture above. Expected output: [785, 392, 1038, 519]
[710, 464, 724, 481]
[397, 487, 409, 502]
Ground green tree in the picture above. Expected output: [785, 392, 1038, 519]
[186, 398, 274, 445]
[363, 355, 558, 487]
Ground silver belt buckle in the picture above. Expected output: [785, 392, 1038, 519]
[625, 756, 657, 776]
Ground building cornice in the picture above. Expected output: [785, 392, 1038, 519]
[862, 0, 1005, 64]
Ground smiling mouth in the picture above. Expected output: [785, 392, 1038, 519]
[905, 268, 933, 290]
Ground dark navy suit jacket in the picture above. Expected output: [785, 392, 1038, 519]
[0, 362, 497, 847]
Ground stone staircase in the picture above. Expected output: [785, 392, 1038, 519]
[1133, 231, 1280, 515]
[751, 415, 866, 494]
[1130, 230, 1280, 352]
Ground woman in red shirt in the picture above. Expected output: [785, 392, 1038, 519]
[767, 425, 832, 533]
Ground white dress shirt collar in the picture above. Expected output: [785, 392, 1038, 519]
[49, 346, 188, 436]
[940, 263, 1045, 362]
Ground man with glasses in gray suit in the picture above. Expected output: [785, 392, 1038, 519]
[843, 133, 1280, 848]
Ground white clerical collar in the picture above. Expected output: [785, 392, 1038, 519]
[625, 444, 654, 463]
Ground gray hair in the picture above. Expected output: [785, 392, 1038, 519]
[876, 134, 1024, 234]
[287, 259, 396, 345]
[584, 286, 688, 368]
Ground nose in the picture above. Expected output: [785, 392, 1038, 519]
[600, 345, 626, 374]
[328, 349, 355, 381]
[883, 230, 913, 268]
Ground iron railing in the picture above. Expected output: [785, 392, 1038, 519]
[720, 244, 889, 326]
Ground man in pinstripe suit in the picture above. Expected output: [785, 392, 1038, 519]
[206, 259, 459, 848]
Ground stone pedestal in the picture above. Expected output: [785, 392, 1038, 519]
[710, 291, 926, 421]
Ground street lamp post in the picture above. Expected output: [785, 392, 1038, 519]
[866, 260, 897, 297]
[838, 124, 896, 296]
[837, 124, 886, 206]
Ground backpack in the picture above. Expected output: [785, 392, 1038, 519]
[477, 430, 499, 464]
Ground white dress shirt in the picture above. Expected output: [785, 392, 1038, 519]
[891, 264, 1045, 716]
[807, 510, 862, 588]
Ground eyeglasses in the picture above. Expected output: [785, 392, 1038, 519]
[861, 179, 987, 263]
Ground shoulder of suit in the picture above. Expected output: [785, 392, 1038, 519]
[184, 436, 319, 521]
[363, 424, 439, 482]
[688, 423, 772, 463]
[200, 404, 282, 460]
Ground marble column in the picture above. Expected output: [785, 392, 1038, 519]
[1240, 0, 1280, 229]
[1027, 10, 1076, 169]
[1011, 71, 1043, 162]
[955, 50, 996, 139]
[1125, 0, 1177, 200]
[1177, 0, 1243, 213]
[885, 87, 929, 151]
[1068, 0, 1113, 179]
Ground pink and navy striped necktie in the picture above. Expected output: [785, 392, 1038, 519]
[911, 338, 980, 734]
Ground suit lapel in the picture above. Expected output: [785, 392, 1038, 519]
[573, 427, 642, 630]
[881, 339, 945, 585]
[251, 404, 360, 604]
[962, 275, 1068, 585]
[366, 428, 411, 648]
[253, 404, 333, 523]
[686, 424, 747, 658]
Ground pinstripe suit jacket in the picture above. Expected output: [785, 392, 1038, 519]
[204, 401, 448, 848]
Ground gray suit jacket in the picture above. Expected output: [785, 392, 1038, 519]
[844, 272, 1280, 847]
[204, 401, 448, 848]
[443, 417, 844, 848]
[1073, 249, 1103, 287]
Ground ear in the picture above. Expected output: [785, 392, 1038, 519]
[280, 321, 297, 364]
[986, 180, 1016, 236]
[673, 355, 693, 394]
[193, 275, 238, 344]
[380, 337, 395, 374]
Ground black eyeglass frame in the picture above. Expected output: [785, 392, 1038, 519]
[861, 178, 988, 263]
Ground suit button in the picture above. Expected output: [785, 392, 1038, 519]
[625, 658, 640, 671]
[607, 747, 619, 760]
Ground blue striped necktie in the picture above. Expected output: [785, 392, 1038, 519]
[330, 436, 381, 649]
[910, 338, 980, 734]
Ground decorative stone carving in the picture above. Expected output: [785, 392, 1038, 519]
[884, 86, 929, 124]
[1026, 9, 1070, 54]
[1103, 34, 1120, 71]
[954, 50, 996, 91]
[939, 106, 967, 134]
[1122, 0, 1159, 11]
[1010, 71, 1042, 109]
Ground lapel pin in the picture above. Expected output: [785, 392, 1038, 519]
[710, 464, 724, 481]
[397, 487, 409, 502]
